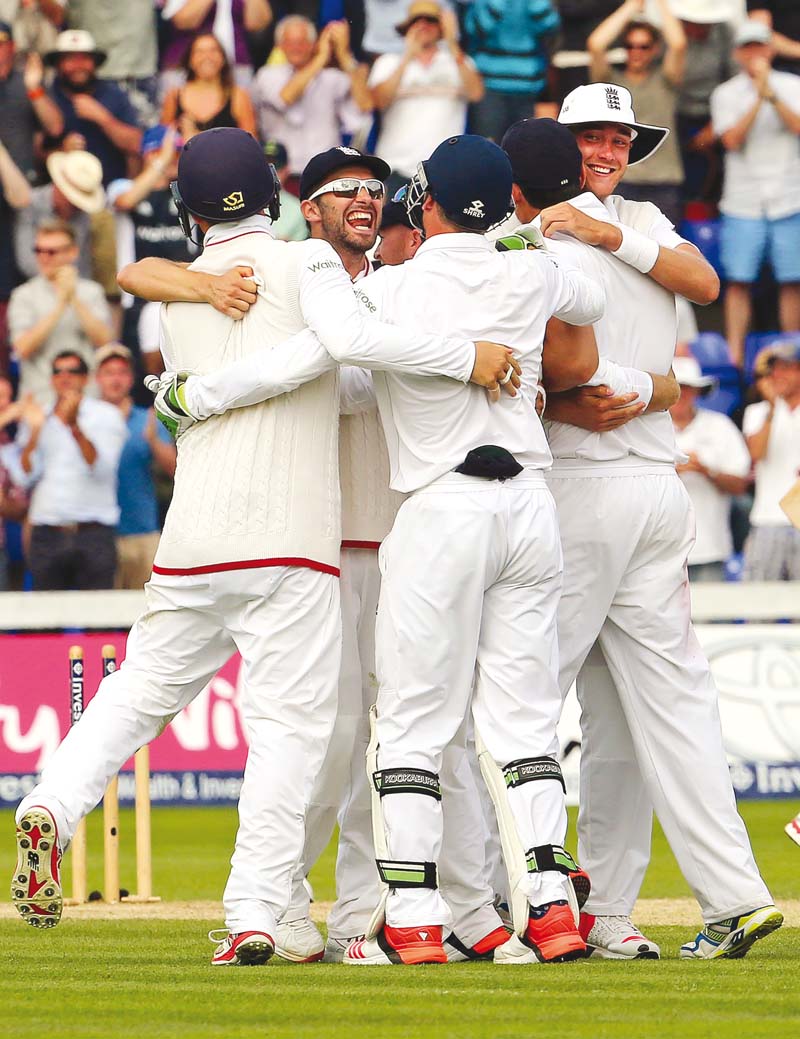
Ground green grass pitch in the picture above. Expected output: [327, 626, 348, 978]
[2, 802, 799, 1039]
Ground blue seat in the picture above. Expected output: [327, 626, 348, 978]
[678, 218, 723, 275]
[690, 332, 732, 368]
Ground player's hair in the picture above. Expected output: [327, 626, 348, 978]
[516, 182, 583, 211]
[181, 33, 233, 91]
[275, 14, 317, 47]
[36, 218, 76, 244]
[52, 350, 89, 374]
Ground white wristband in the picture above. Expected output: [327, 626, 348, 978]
[612, 225, 660, 274]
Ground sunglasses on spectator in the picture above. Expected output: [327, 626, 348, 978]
[308, 178, 385, 201]
[35, 245, 71, 256]
[625, 42, 653, 51]
[53, 365, 85, 375]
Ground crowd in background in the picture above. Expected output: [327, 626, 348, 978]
[0, 0, 798, 591]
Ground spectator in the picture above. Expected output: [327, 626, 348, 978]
[254, 17, 371, 192]
[464, 0, 560, 143]
[0, 21, 64, 179]
[373, 189, 423, 266]
[670, 355, 751, 582]
[161, 33, 257, 141]
[672, 0, 737, 203]
[11, 350, 126, 590]
[749, 2, 800, 76]
[0, 0, 63, 56]
[369, 1, 483, 182]
[160, 0, 273, 90]
[45, 29, 142, 185]
[8, 219, 113, 405]
[549, 0, 619, 103]
[65, 0, 159, 123]
[361, 0, 454, 60]
[742, 338, 800, 580]
[262, 138, 308, 241]
[94, 344, 175, 589]
[0, 371, 27, 590]
[711, 20, 800, 367]
[15, 150, 105, 282]
[587, 0, 687, 226]
[0, 139, 30, 376]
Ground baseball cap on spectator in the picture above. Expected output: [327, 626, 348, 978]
[95, 343, 134, 368]
[765, 336, 800, 365]
[674, 356, 716, 394]
[396, 1, 442, 35]
[142, 125, 182, 156]
[558, 83, 668, 166]
[753, 345, 778, 379]
[0, 21, 13, 42]
[501, 118, 583, 194]
[300, 146, 391, 201]
[734, 21, 772, 48]
[263, 140, 289, 171]
[44, 29, 107, 66]
[46, 150, 105, 214]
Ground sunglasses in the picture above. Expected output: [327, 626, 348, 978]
[35, 245, 71, 256]
[53, 366, 85, 375]
[625, 42, 653, 51]
[308, 178, 385, 202]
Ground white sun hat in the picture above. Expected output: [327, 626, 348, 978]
[558, 82, 669, 166]
[669, 0, 740, 25]
[46, 150, 105, 214]
[674, 355, 718, 392]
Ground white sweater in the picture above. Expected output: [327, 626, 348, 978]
[154, 219, 340, 574]
[339, 408, 405, 547]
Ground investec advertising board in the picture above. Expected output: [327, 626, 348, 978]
[1, 625, 799, 807]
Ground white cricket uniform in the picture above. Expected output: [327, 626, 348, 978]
[358, 233, 604, 929]
[537, 194, 772, 922]
[16, 216, 480, 939]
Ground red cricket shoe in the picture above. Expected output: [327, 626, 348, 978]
[11, 806, 63, 929]
[344, 924, 448, 965]
[209, 929, 275, 966]
[522, 900, 587, 962]
[445, 925, 511, 961]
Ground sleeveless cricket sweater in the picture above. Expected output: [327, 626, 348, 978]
[154, 223, 340, 575]
[339, 406, 405, 549]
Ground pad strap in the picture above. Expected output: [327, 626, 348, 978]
[525, 844, 579, 876]
[503, 756, 565, 793]
[373, 768, 442, 800]
[376, 859, 438, 889]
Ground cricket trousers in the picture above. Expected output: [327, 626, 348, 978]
[286, 550, 501, 946]
[17, 566, 340, 937]
[374, 472, 569, 929]
[548, 464, 772, 922]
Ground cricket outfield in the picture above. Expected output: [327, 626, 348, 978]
[2, 802, 799, 1039]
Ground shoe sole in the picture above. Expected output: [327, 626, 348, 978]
[11, 808, 62, 929]
[587, 945, 660, 960]
[681, 908, 784, 960]
[525, 936, 587, 963]
[275, 946, 324, 963]
[236, 940, 275, 966]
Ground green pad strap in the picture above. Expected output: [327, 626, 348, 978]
[503, 756, 565, 793]
[525, 844, 579, 876]
[376, 859, 438, 889]
[373, 768, 442, 801]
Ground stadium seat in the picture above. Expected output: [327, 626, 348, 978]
[678, 218, 723, 275]
[689, 335, 741, 415]
[690, 332, 732, 367]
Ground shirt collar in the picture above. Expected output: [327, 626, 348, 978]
[203, 213, 275, 247]
[415, 232, 494, 257]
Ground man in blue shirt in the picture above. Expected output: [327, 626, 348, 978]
[94, 343, 175, 588]
[45, 30, 142, 185]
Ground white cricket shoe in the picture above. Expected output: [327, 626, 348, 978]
[275, 917, 325, 963]
[579, 913, 660, 960]
[785, 814, 800, 847]
[11, 806, 63, 929]
[209, 929, 274, 966]
[680, 905, 783, 960]
[493, 933, 539, 965]
[324, 935, 362, 963]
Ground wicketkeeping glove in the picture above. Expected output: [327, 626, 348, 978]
[143, 372, 198, 438]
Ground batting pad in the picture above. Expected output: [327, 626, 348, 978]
[365, 705, 389, 940]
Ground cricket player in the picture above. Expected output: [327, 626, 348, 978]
[10, 130, 516, 965]
[500, 101, 781, 961]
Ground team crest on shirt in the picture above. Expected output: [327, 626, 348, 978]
[222, 191, 245, 212]
[464, 199, 485, 219]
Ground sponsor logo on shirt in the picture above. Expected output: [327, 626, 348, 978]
[308, 259, 345, 273]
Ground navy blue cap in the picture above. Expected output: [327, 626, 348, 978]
[176, 127, 277, 222]
[501, 118, 583, 195]
[423, 135, 512, 231]
[300, 146, 391, 201]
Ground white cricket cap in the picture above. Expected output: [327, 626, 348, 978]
[674, 355, 717, 390]
[734, 21, 772, 48]
[558, 83, 669, 166]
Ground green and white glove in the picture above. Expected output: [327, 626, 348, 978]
[495, 226, 548, 253]
[144, 372, 198, 438]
